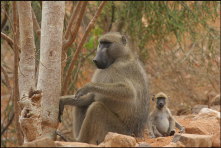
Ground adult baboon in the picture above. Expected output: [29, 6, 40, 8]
[59, 32, 149, 144]
[148, 92, 185, 138]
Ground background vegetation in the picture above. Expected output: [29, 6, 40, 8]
[1, 1, 220, 146]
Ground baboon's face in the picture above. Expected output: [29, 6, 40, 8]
[93, 41, 115, 69]
[156, 97, 166, 110]
[93, 32, 127, 69]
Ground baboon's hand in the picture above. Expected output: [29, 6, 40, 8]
[58, 99, 64, 122]
[169, 130, 175, 136]
[179, 127, 185, 133]
[74, 84, 91, 99]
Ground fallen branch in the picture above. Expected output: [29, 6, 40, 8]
[62, 1, 107, 95]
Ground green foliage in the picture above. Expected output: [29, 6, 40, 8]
[108, 1, 220, 61]
[84, 26, 103, 51]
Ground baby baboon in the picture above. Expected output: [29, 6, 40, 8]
[148, 92, 185, 138]
[59, 32, 149, 144]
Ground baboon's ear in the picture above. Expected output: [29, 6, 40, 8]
[121, 35, 127, 45]
[152, 95, 155, 101]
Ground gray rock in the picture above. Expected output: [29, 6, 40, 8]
[172, 133, 212, 147]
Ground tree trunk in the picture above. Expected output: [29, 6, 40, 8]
[17, 1, 36, 100]
[17, 1, 38, 143]
[37, 1, 65, 140]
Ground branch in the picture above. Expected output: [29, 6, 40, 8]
[63, 1, 82, 40]
[63, 1, 88, 51]
[1, 2, 9, 31]
[1, 113, 14, 135]
[32, 8, 41, 38]
[108, 2, 115, 31]
[1, 65, 11, 89]
[1, 32, 14, 49]
[13, 2, 23, 145]
[62, 1, 107, 95]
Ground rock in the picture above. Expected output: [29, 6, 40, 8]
[176, 112, 220, 147]
[144, 136, 173, 147]
[22, 138, 56, 147]
[210, 105, 221, 112]
[163, 141, 185, 147]
[98, 132, 136, 147]
[212, 132, 221, 147]
[191, 105, 208, 114]
[172, 133, 212, 147]
[55, 141, 98, 147]
[176, 111, 220, 136]
[136, 141, 151, 147]
[199, 108, 220, 119]
[185, 124, 208, 135]
[163, 142, 177, 147]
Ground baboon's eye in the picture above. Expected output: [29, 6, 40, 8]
[99, 41, 112, 48]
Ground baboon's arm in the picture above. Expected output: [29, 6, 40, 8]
[175, 121, 185, 133]
[75, 82, 135, 100]
[58, 93, 95, 122]
[167, 110, 175, 135]
[148, 114, 157, 138]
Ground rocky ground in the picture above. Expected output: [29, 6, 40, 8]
[22, 107, 220, 147]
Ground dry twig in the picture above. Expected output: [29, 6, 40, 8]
[63, 1, 82, 40]
[63, 1, 88, 51]
[1, 113, 14, 135]
[1, 32, 14, 49]
[1, 65, 11, 89]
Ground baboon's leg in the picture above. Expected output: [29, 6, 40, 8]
[77, 102, 128, 144]
[153, 126, 163, 137]
[73, 106, 88, 140]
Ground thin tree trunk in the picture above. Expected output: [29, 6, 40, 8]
[37, 1, 65, 140]
[17, 1, 36, 99]
[17, 1, 38, 143]
[13, 2, 23, 145]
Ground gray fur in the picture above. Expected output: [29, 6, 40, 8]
[59, 32, 149, 144]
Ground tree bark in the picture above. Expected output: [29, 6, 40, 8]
[17, 1, 36, 98]
[17, 1, 36, 144]
[37, 1, 65, 140]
